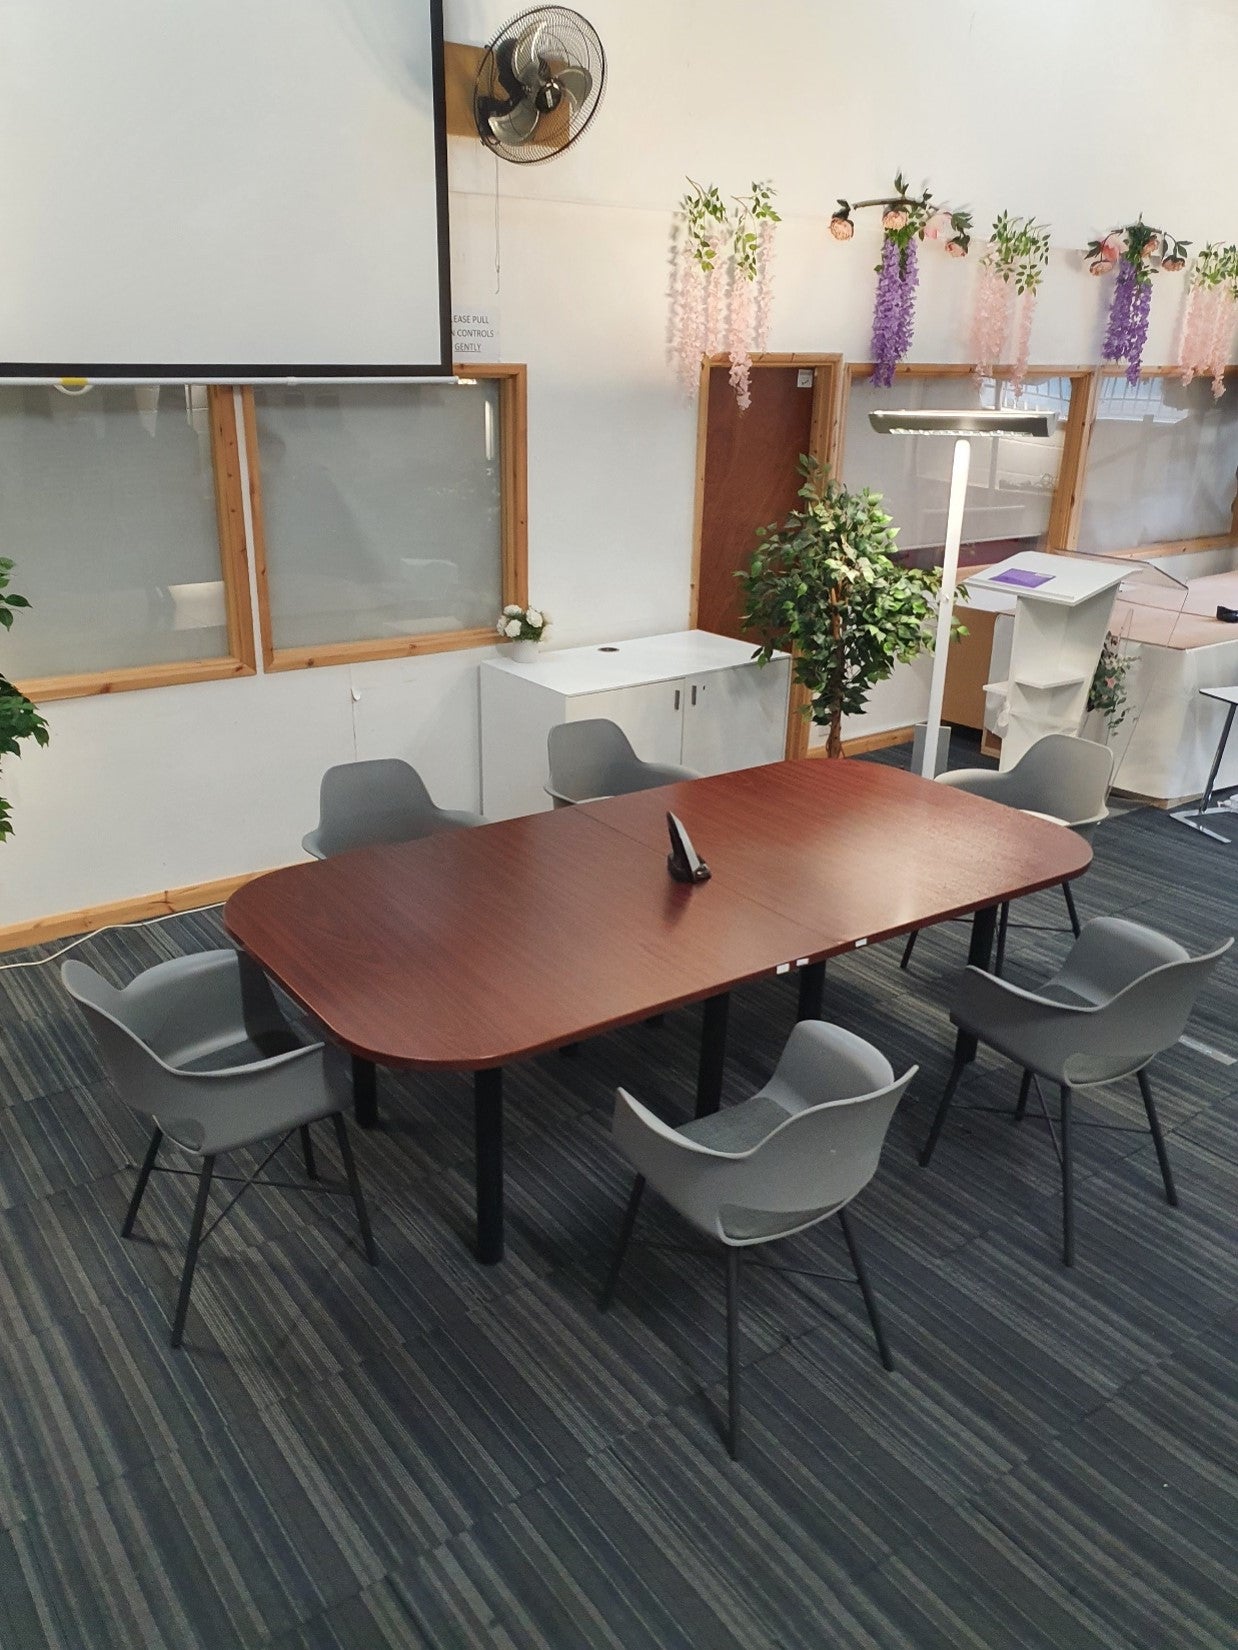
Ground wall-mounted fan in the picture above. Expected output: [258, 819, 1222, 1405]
[474, 7, 606, 164]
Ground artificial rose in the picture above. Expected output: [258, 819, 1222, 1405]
[504, 618, 522, 638]
[525, 609, 544, 629]
[503, 603, 522, 616]
[495, 619, 507, 636]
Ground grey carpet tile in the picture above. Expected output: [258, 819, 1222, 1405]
[0, 773, 1235, 1649]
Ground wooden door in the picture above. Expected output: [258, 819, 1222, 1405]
[691, 355, 840, 757]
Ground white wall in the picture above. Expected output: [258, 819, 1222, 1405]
[7, 0, 1238, 924]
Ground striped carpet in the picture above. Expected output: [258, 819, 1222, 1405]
[1, 746, 1236, 1649]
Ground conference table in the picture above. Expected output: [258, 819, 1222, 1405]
[224, 758, 1091, 1264]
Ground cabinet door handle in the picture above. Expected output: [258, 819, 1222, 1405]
[674, 689, 680, 711]
[691, 685, 698, 706]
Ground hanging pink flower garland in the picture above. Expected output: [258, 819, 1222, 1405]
[1088, 220, 1189, 385]
[1177, 243, 1238, 398]
[670, 180, 779, 410]
[831, 174, 971, 387]
[968, 214, 1050, 393]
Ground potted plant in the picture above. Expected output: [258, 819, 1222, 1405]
[738, 460, 962, 759]
[0, 558, 49, 841]
[496, 602, 548, 662]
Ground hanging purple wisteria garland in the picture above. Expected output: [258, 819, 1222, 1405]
[1090, 220, 1189, 385]
[871, 237, 921, 388]
[833, 174, 969, 388]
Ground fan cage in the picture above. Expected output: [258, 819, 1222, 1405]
[474, 6, 606, 165]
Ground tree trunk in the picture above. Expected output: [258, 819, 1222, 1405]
[827, 598, 844, 759]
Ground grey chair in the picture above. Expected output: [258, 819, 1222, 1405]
[600, 1020, 917, 1459]
[919, 916, 1232, 1266]
[303, 758, 484, 858]
[902, 733, 1114, 974]
[545, 718, 699, 808]
[62, 950, 376, 1348]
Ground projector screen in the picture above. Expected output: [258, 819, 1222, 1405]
[0, 0, 451, 380]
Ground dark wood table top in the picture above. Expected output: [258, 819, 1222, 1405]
[224, 758, 1091, 1071]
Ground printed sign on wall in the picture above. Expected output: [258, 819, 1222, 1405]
[452, 307, 500, 361]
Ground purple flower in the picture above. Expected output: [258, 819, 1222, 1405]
[893, 237, 919, 363]
[1126, 276, 1152, 383]
[1102, 259, 1136, 362]
[870, 237, 904, 388]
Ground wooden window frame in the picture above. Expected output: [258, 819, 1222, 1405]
[1070, 364, 1238, 562]
[837, 361, 1095, 554]
[246, 362, 529, 673]
[15, 386, 257, 704]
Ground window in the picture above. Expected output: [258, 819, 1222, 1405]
[2, 385, 253, 698]
[841, 366, 1085, 569]
[246, 365, 527, 669]
[1075, 370, 1238, 555]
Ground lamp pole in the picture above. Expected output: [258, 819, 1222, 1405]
[919, 434, 971, 778]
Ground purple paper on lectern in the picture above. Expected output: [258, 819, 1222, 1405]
[990, 569, 1053, 589]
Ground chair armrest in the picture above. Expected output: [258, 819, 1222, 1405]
[302, 829, 326, 860]
[936, 767, 1013, 802]
[152, 1041, 343, 1157]
[122, 950, 298, 1067]
[436, 807, 487, 830]
[543, 783, 608, 806]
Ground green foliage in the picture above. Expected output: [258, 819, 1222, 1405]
[985, 212, 1051, 295]
[737, 460, 963, 757]
[0, 558, 49, 843]
[1086, 633, 1132, 734]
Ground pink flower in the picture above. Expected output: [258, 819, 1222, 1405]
[881, 206, 909, 232]
[945, 239, 966, 258]
[830, 215, 854, 241]
[923, 210, 952, 241]
[1090, 258, 1115, 277]
[1101, 235, 1122, 262]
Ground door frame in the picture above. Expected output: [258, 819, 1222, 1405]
[689, 353, 843, 760]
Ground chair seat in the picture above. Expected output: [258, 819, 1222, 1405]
[678, 1094, 791, 1153]
[172, 1025, 310, 1073]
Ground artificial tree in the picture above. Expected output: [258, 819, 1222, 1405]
[738, 460, 960, 759]
[0, 559, 49, 841]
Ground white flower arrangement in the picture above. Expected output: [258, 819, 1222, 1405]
[495, 603, 548, 643]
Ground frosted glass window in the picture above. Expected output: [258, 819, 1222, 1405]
[1076, 375, 1238, 554]
[0, 385, 229, 678]
[843, 375, 1071, 569]
[254, 383, 504, 650]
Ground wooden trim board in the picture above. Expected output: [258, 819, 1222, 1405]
[802, 724, 915, 759]
[0, 868, 287, 954]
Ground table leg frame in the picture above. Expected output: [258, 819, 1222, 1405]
[695, 993, 730, 1119]
[475, 1068, 504, 1265]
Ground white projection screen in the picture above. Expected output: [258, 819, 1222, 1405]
[0, 0, 451, 380]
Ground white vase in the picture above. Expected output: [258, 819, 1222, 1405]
[509, 638, 540, 662]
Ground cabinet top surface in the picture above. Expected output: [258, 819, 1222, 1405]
[481, 629, 782, 695]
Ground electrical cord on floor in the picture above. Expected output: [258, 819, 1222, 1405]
[0, 904, 225, 971]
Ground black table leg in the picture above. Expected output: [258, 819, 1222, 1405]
[475, 1067, 504, 1265]
[352, 1056, 377, 1129]
[951, 905, 998, 1069]
[797, 960, 826, 1021]
[695, 992, 730, 1118]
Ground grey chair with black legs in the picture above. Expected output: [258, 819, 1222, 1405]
[62, 950, 377, 1348]
[919, 916, 1231, 1267]
[303, 757, 484, 859]
[546, 718, 699, 808]
[901, 733, 1114, 974]
[599, 1020, 916, 1460]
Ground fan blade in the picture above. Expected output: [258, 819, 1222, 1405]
[488, 94, 541, 145]
[551, 64, 592, 111]
[509, 22, 547, 92]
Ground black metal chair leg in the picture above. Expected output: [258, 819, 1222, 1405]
[123, 1126, 163, 1238]
[1060, 1085, 1074, 1267]
[1137, 1069, 1178, 1207]
[725, 1248, 742, 1461]
[1014, 1069, 1032, 1123]
[920, 1054, 967, 1167]
[598, 1175, 645, 1311]
[994, 902, 1010, 977]
[899, 931, 917, 971]
[300, 1125, 318, 1181]
[331, 1112, 377, 1264]
[171, 1155, 215, 1349]
[1061, 879, 1082, 938]
[839, 1207, 894, 1372]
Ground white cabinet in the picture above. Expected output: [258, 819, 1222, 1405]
[479, 630, 791, 820]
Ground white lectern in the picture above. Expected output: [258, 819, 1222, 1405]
[964, 552, 1127, 770]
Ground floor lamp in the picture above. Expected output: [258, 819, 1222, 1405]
[868, 408, 1058, 778]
